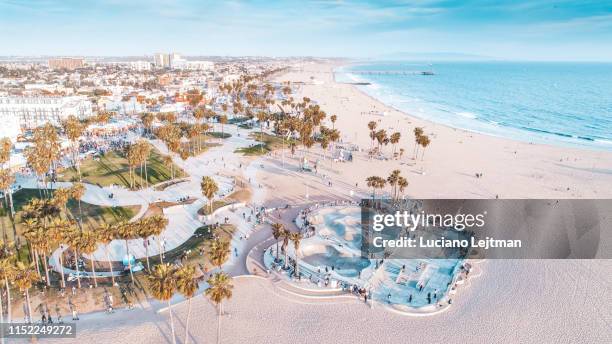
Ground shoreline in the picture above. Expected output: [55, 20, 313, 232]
[275, 61, 612, 199]
[333, 61, 612, 153]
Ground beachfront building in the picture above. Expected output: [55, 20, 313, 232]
[0, 95, 93, 132]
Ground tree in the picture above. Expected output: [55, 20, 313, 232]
[0, 258, 15, 325]
[97, 223, 117, 286]
[413, 127, 424, 159]
[390, 132, 401, 157]
[148, 264, 177, 344]
[271, 223, 284, 263]
[175, 264, 198, 344]
[366, 176, 386, 200]
[200, 176, 219, 215]
[281, 229, 290, 269]
[70, 183, 85, 229]
[330, 114, 337, 129]
[208, 240, 230, 269]
[419, 135, 431, 161]
[289, 232, 303, 278]
[77, 230, 99, 288]
[218, 115, 228, 139]
[13, 262, 37, 323]
[205, 272, 233, 344]
[116, 222, 137, 283]
[367, 121, 377, 150]
[61, 116, 85, 179]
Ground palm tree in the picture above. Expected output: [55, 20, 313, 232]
[0, 258, 15, 327]
[175, 264, 198, 344]
[271, 223, 284, 263]
[70, 183, 85, 229]
[205, 272, 233, 344]
[48, 218, 74, 289]
[413, 127, 424, 159]
[281, 229, 290, 269]
[367, 121, 377, 150]
[419, 135, 431, 161]
[78, 230, 99, 288]
[0, 169, 14, 243]
[148, 264, 177, 344]
[390, 132, 401, 157]
[61, 116, 85, 179]
[65, 228, 85, 288]
[116, 222, 137, 283]
[200, 176, 219, 215]
[218, 115, 228, 139]
[289, 232, 303, 278]
[13, 262, 37, 323]
[97, 223, 117, 286]
[136, 220, 153, 270]
[330, 114, 337, 130]
[208, 240, 230, 270]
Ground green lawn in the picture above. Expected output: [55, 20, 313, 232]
[234, 132, 293, 156]
[58, 146, 184, 189]
[146, 223, 235, 268]
[197, 200, 229, 215]
[0, 188, 139, 248]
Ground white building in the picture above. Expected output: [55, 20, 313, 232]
[153, 53, 169, 68]
[129, 60, 152, 71]
[0, 96, 93, 134]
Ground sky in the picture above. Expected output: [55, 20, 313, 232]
[1, 0, 612, 60]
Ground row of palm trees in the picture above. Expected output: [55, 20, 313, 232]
[271, 223, 303, 276]
[366, 169, 409, 201]
[367, 121, 432, 161]
[147, 232, 234, 344]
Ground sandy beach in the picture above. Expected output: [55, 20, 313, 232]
[267, 61, 612, 200]
[39, 260, 611, 344]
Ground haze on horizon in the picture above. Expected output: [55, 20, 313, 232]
[1, 0, 611, 61]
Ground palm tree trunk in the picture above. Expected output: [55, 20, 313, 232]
[157, 237, 164, 264]
[144, 239, 150, 270]
[0, 284, 4, 344]
[168, 300, 176, 344]
[58, 249, 66, 289]
[125, 240, 134, 284]
[5, 277, 11, 323]
[77, 199, 83, 230]
[217, 303, 222, 344]
[90, 258, 98, 288]
[283, 249, 288, 270]
[25, 288, 32, 323]
[105, 247, 115, 286]
[43, 253, 51, 286]
[33, 250, 41, 278]
[144, 159, 149, 187]
[184, 298, 192, 344]
[74, 249, 82, 288]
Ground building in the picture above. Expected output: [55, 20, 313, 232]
[0, 96, 93, 134]
[153, 53, 170, 68]
[129, 60, 152, 71]
[173, 60, 214, 71]
[48, 58, 85, 70]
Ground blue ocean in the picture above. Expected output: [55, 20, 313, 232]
[336, 61, 612, 150]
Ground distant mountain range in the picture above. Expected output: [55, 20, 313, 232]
[377, 52, 499, 61]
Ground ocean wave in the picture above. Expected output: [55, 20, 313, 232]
[456, 111, 478, 119]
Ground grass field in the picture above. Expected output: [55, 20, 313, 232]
[0, 188, 139, 246]
[58, 145, 184, 189]
[235, 132, 293, 156]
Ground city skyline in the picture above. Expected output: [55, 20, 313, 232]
[1, 0, 612, 61]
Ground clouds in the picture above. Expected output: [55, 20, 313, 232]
[0, 0, 611, 60]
